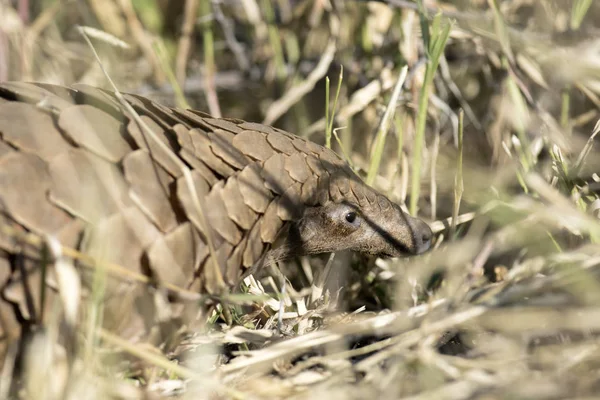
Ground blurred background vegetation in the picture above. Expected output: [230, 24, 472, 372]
[3, 0, 600, 398]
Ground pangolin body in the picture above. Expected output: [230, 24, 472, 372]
[0, 82, 431, 360]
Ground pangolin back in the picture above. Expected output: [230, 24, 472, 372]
[0, 82, 431, 361]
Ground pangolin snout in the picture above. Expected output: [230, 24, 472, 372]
[407, 216, 433, 255]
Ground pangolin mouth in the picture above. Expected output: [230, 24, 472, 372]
[374, 251, 398, 259]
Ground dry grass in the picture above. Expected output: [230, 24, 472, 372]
[2, 0, 600, 398]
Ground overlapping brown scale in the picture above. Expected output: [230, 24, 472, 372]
[328, 177, 345, 203]
[189, 128, 236, 178]
[204, 241, 232, 294]
[272, 126, 298, 141]
[350, 179, 370, 207]
[0, 152, 71, 235]
[142, 97, 189, 128]
[304, 139, 325, 155]
[238, 163, 272, 213]
[336, 174, 351, 196]
[127, 115, 182, 177]
[186, 273, 204, 294]
[266, 132, 296, 155]
[222, 176, 259, 230]
[81, 207, 161, 291]
[101, 285, 157, 342]
[226, 236, 245, 285]
[377, 194, 391, 211]
[318, 146, 347, 175]
[243, 220, 264, 268]
[208, 129, 249, 170]
[364, 186, 377, 204]
[174, 123, 193, 148]
[176, 169, 211, 239]
[277, 182, 303, 221]
[173, 124, 219, 186]
[2, 258, 56, 321]
[179, 147, 220, 186]
[342, 164, 356, 177]
[318, 146, 345, 164]
[238, 121, 280, 136]
[71, 84, 123, 117]
[123, 149, 178, 232]
[59, 105, 132, 162]
[211, 127, 235, 142]
[232, 130, 276, 161]
[260, 199, 284, 243]
[185, 109, 213, 119]
[33, 82, 76, 101]
[172, 108, 215, 131]
[56, 218, 87, 250]
[203, 117, 245, 135]
[147, 222, 208, 288]
[262, 153, 294, 194]
[49, 149, 132, 223]
[0, 82, 74, 111]
[304, 154, 326, 177]
[300, 175, 319, 205]
[316, 171, 331, 205]
[0, 103, 71, 161]
[204, 181, 243, 246]
[0, 216, 27, 254]
[291, 138, 312, 155]
[81, 214, 160, 335]
[285, 152, 311, 183]
[223, 117, 246, 124]
[0, 214, 81, 256]
[123, 93, 186, 128]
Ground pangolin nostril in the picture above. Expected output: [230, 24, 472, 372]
[420, 232, 432, 253]
[415, 220, 433, 254]
[422, 227, 432, 245]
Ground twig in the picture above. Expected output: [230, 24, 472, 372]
[430, 212, 476, 234]
[116, 0, 165, 84]
[176, 0, 199, 88]
[200, 0, 221, 117]
[263, 38, 337, 125]
[305, 67, 397, 137]
[366, 65, 408, 186]
[212, 0, 250, 71]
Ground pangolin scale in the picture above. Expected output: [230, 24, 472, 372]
[0, 82, 432, 363]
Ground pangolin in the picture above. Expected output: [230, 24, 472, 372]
[0, 82, 432, 361]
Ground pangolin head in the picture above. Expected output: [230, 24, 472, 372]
[273, 174, 433, 261]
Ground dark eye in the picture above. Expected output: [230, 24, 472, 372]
[345, 212, 357, 223]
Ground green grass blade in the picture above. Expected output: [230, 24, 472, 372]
[451, 110, 464, 237]
[367, 65, 408, 186]
[325, 66, 344, 149]
[571, 0, 593, 30]
[409, 13, 452, 215]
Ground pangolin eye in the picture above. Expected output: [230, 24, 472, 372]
[345, 212, 357, 223]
